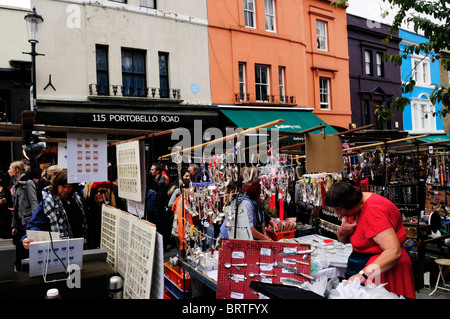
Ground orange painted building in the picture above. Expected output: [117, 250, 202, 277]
[206, 0, 352, 130]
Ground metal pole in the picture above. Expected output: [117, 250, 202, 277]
[31, 42, 37, 111]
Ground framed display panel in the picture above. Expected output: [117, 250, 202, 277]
[116, 139, 146, 203]
[100, 205, 157, 299]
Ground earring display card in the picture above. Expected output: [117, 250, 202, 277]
[216, 239, 311, 299]
[66, 133, 107, 183]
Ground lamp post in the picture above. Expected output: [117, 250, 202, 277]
[23, 7, 44, 111]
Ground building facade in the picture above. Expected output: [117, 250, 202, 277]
[347, 14, 403, 130]
[1, 0, 218, 162]
[399, 29, 444, 135]
[0, 2, 32, 169]
[206, 0, 351, 131]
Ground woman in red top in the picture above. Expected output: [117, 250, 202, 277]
[323, 182, 415, 299]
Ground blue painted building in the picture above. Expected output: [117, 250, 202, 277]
[399, 29, 444, 134]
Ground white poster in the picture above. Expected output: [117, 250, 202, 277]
[57, 143, 68, 169]
[66, 133, 108, 184]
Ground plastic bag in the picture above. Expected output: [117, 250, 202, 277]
[329, 278, 405, 299]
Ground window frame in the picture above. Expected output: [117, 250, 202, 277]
[319, 77, 331, 110]
[278, 66, 286, 103]
[364, 50, 373, 76]
[158, 52, 169, 98]
[255, 64, 270, 102]
[244, 0, 256, 29]
[411, 56, 432, 87]
[316, 20, 328, 51]
[264, 0, 276, 32]
[376, 52, 384, 77]
[239, 62, 247, 101]
[411, 94, 436, 132]
[140, 0, 156, 9]
[121, 48, 147, 97]
[95, 44, 109, 96]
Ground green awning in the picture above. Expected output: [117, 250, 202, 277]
[417, 134, 450, 144]
[220, 108, 338, 135]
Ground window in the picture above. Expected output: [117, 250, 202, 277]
[411, 57, 431, 86]
[365, 50, 372, 76]
[239, 62, 247, 101]
[265, 0, 276, 32]
[278, 66, 285, 103]
[316, 20, 327, 51]
[140, 0, 156, 8]
[244, 0, 255, 28]
[376, 53, 384, 77]
[319, 77, 330, 109]
[109, 0, 126, 3]
[96, 45, 109, 96]
[159, 52, 169, 98]
[255, 65, 270, 102]
[411, 95, 436, 131]
[121, 49, 146, 97]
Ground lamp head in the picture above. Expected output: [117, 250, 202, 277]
[24, 7, 44, 43]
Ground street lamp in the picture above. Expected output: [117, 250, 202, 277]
[23, 7, 44, 111]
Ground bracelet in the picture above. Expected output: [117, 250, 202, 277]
[359, 270, 368, 280]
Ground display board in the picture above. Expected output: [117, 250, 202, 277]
[116, 140, 145, 202]
[216, 239, 311, 299]
[66, 133, 108, 183]
[305, 134, 343, 173]
[100, 205, 157, 299]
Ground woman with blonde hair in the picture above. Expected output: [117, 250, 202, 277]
[36, 164, 59, 202]
[8, 160, 38, 269]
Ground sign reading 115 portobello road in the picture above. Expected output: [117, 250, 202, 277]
[92, 113, 180, 124]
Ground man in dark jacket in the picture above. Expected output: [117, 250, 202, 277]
[148, 164, 171, 250]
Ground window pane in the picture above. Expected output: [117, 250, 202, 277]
[122, 51, 133, 72]
[316, 21, 327, 50]
[140, 0, 155, 8]
[133, 52, 145, 74]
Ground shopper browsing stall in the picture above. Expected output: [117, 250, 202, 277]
[84, 181, 116, 249]
[21, 169, 88, 249]
[323, 182, 415, 299]
[220, 180, 276, 241]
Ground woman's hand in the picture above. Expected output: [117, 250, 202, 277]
[23, 238, 34, 250]
[11, 227, 18, 236]
[337, 217, 357, 243]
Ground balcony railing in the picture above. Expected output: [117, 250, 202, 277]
[89, 84, 181, 100]
[234, 93, 296, 105]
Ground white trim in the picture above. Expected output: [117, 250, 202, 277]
[54, 0, 208, 26]
[217, 104, 315, 111]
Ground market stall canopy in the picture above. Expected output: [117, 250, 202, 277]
[415, 134, 450, 144]
[219, 107, 338, 135]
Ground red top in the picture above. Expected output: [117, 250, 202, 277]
[350, 193, 416, 299]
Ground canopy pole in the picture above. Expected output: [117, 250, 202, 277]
[159, 119, 285, 159]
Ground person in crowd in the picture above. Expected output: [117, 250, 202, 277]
[9, 161, 39, 269]
[188, 164, 200, 182]
[21, 169, 88, 249]
[168, 169, 191, 209]
[0, 170, 13, 239]
[170, 169, 192, 256]
[219, 180, 276, 241]
[108, 165, 127, 212]
[148, 163, 170, 250]
[84, 181, 116, 249]
[323, 181, 415, 299]
[35, 164, 59, 203]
